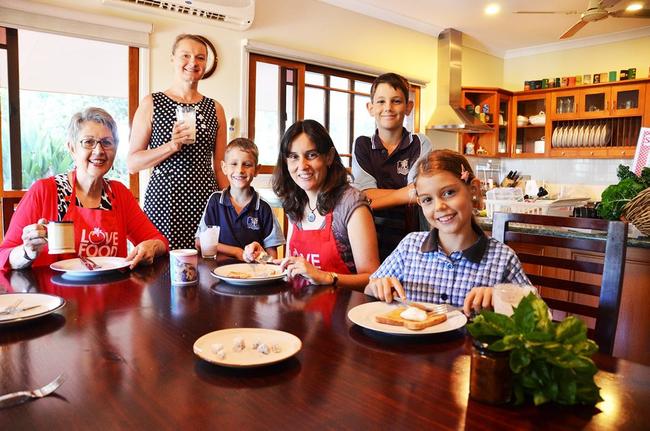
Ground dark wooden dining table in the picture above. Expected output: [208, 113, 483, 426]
[0, 257, 648, 430]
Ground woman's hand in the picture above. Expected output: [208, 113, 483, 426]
[279, 256, 329, 285]
[463, 286, 493, 316]
[364, 276, 405, 303]
[243, 242, 264, 263]
[168, 122, 193, 152]
[21, 218, 49, 260]
[126, 239, 164, 269]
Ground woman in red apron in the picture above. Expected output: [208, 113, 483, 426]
[0, 108, 168, 271]
[266, 120, 380, 290]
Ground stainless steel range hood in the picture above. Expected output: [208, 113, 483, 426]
[426, 28, 492, 133]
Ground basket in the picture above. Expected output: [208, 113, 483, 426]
[623, 187, 650, 236]
[486, 198, 589, 219]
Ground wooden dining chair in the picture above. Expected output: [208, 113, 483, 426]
[2, 196, 21, 235]
[491, 212, 627, 355]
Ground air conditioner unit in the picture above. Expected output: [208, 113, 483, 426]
[102, 0, 255, 30]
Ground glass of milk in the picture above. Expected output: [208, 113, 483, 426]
[176, 105, 197, 144]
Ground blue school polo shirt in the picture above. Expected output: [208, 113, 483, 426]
[195, 187, 285, 249]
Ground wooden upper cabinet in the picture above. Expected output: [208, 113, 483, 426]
[511, 92, 550, 158]
[610, 83, 646, 117]
[549, 82, 646, 120]
[460, 87, 512, 157]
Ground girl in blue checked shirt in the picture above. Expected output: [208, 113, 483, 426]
[364, 149, 531, 316]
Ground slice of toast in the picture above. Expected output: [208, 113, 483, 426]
[374, 306, 448, 331]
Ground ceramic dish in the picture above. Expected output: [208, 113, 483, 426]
[0, 293, 65, 325]
[555, 127, 564, 148]
[551, 127, 559, 148]
[50, 257, 130, 279]
[193, 328, 302, 368]
[212, 263, 285, 286]
[347, 302, 468, 336]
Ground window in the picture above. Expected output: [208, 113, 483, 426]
[248, 54, 421, 171]
[0, 27, 137, 193]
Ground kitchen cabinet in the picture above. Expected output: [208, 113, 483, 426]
[549, 82, 646, 120]
[460, 87, 512, 157]
[511, 79, 649, 159]
[510, 92, 551, 157]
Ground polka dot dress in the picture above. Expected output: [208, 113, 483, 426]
[144, 92, 219, 249]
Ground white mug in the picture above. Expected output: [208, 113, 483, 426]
[170, 249, 198, 285]
[48, 221, 75, 254]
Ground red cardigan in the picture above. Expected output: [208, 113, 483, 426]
[0, 177, 169, 270]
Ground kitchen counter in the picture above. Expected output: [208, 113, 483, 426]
[476, 217, 650, 249]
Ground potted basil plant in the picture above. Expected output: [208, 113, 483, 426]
[467, 293, 602, 406]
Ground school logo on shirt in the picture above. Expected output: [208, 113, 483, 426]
[246, 216, 260, 230]
[397, 159, 409, 176]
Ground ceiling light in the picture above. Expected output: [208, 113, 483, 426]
[626, 3, 643, 11]
[484, 3, 501, 15]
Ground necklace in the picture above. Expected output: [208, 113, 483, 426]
[307, 201, 317, 223]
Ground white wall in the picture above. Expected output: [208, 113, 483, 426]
[37, 0, 439, 134]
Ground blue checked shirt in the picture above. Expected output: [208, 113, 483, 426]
[370, 226, 531, 306]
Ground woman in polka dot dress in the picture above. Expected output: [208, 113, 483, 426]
[128, 34, 228, 249]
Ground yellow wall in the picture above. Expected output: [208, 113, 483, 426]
[503, 36, 650, 91]
[462, 47, 503, 88]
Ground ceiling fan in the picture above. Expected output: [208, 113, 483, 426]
[515, 0, 650, 39]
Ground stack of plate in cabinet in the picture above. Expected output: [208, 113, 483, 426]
[552, 124, 609, 148]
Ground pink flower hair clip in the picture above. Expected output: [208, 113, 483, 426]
[460, 165, 471, 183]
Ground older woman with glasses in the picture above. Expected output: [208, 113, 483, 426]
[0, 107, 168, 271]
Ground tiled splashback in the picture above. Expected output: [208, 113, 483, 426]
[468, 157, 632, 201]
[254, 158, 632, 202]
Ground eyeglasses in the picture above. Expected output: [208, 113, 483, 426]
[79, 138, 116, 150]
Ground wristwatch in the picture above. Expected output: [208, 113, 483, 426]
[329, 272, 339, 287]
[23, 246, 35, 261]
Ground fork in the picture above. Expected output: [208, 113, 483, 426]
[255, 251, 274, 265]
[392, 297, 450, 314]
[0, 374, 66, 408]
[0, 299, 23, 315]
[79, 256, 100, 270]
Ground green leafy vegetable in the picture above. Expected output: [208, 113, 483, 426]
[598, 177, 645, 220]
[467, 294, 602, 406]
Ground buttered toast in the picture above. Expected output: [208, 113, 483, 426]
[374, 306, 448, 330]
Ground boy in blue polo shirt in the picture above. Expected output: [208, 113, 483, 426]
[196, 138, 284, 261]
[352, 73, 432, 259]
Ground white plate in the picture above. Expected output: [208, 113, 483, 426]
[577, 126, 584, 147]
[551, 127, 559, 148]
[558, 127, 566, 147]
[347, 302, 468, 336]
[193, 328, 302, 368]
[211, 263, 285, 286]
[0, 293, 65, 324]
[50, 257, 130, 278]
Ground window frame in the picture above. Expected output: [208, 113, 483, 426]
[0, 26, 141, 197]
[248, 54, 421, 172]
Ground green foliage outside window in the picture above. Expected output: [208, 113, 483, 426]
[1, 90, 129, 190]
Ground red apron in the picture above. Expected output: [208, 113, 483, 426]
[289, 212, 350, 327]
[289, 212, 352, 275]
[63, 171, 127, 258]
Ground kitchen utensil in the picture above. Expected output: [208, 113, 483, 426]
[392, 297, 449, 314]
[0, 374, 66, 408]
[78, 256, 99, 270]
[529, 111, 546, 126]
[0, 305, 42, 316]
[255, 251, 274, 264]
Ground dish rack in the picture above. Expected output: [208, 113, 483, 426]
[486, 198, 590, 218]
